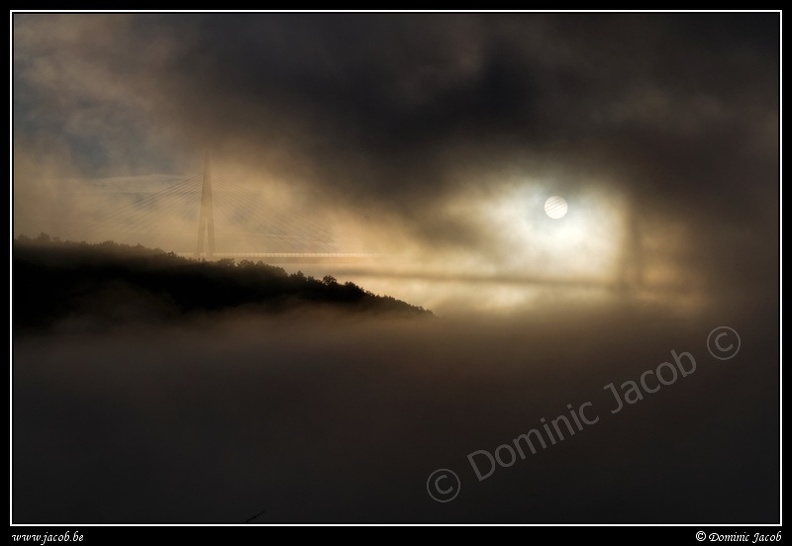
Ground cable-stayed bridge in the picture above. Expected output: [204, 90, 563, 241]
[66, 154, 376, 264]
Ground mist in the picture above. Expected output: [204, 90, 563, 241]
[12, 12, 779, 524]
[13, 296, 778, 522]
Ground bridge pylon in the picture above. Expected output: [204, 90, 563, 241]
[195, 151, 215, 258]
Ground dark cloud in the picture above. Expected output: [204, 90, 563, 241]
[14, 14, 778, 183]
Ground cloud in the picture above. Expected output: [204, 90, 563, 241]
[13, 13, 779, 306]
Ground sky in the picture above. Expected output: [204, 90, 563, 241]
[11, 12, 780, 524]
[12, 12, 779, 313]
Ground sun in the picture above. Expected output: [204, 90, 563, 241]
[544, 196, 568, 219]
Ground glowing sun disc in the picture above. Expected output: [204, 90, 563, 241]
[544, 196, 568, 219]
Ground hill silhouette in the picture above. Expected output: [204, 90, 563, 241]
[13, 234, 431, 332]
